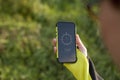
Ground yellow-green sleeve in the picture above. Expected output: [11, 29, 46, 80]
[64, 49, 92, 80]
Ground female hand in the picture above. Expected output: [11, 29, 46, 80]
[52, 34, 87, 57]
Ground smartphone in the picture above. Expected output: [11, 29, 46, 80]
[56, 22, 77, 63]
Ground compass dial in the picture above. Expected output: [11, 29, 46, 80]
[61, 32, 72, 45]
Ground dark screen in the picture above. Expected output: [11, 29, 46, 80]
[57, 22, 76, 62]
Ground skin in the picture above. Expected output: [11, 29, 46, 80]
[52, 34, 87, 57]
[99, 1, 120, 67]
[53, 0, 120, 68]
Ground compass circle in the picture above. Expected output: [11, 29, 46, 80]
[61, 32, 72, 45]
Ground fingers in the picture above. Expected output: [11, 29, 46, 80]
[76, 34, 84, 48]
[52, 34, 87, 57]
[53, 46, 57, 53]
[52, 38, 56, 46]
[76, 34, 87, 57]
[52, 38, 57, 53]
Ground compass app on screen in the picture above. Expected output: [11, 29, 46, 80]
[57, 22, 76, 63]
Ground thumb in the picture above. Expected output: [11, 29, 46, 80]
[76, 34, 87, 57]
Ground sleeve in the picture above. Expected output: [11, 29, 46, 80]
[63, 49, 104, 80]
[88, 57, 104, 80]
[64, 49, 92, 80]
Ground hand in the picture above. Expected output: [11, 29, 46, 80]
[52, 34, 92, 80]
[52, 34, 87, 57]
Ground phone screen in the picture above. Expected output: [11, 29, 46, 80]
[57, 22, 76, 63]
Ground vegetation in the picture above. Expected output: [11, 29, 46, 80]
[0, 0, 120, 80]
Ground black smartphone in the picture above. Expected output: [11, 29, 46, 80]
[56, 22, 77, 63]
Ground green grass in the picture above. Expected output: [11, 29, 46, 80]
[0, 0, 120, 80]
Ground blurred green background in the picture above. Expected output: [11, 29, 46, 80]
[0, 0, 120, 80]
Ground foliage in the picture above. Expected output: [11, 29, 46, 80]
[0, 0, 120, 80]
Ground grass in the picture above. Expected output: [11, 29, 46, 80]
[0, 0, 120, 80]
